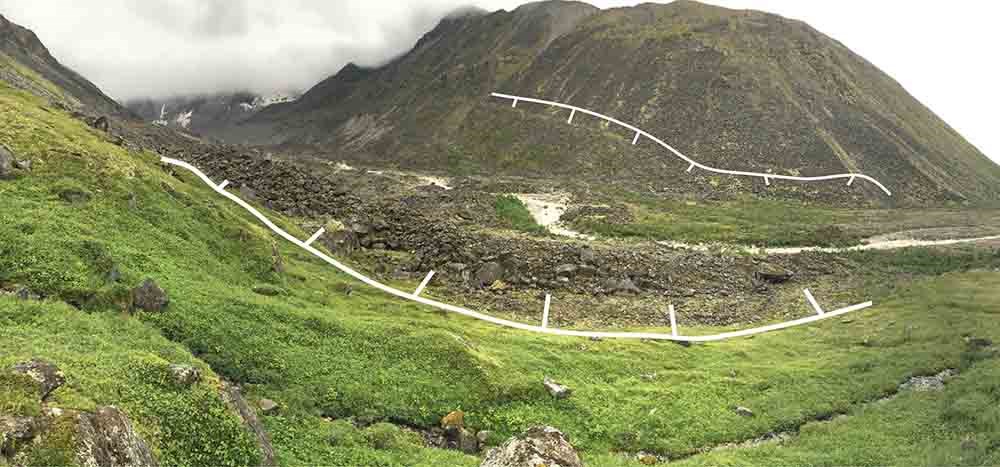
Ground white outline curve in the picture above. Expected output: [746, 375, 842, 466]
[491, 93, 892, 196]
[161, 156, 875, 341]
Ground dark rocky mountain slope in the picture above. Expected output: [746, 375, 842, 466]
[0, 13, 128, 117]
[223, 0, 1000, 205]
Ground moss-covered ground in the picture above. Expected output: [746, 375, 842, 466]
[2, 81, 999, 467]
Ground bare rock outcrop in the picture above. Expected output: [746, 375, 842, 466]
[75, 406, 158, 467]
[481, 426, 582, 467]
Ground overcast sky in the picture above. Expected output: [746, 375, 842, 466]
[0, 0, 997, 162]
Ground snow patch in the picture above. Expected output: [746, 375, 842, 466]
[174, 110, 194, 129]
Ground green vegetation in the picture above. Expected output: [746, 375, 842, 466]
[569, 192, 1000, 248]
[2, 80, 1000, 466]
[493, 194, 546, 235]
[571, 196, 857, 247]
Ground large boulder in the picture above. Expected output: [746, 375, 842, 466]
[167, 364, 201, 387]
[221, 382, 276, 467]
[474, 262, 505, 288]
[75, 406, 158, 467]
[481, 426, 582, 467]
[320, 229, 360, 256]
[130, 279, 169, 312]
[0, 145, 13, 179]
[0, 416, 37, 457]
[755, 263, 793, 284]
[12, 359, 65, 400]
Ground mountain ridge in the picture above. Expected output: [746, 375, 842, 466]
[215, 0, 1000, 206]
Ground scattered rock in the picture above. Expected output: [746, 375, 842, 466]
[602, 277, 640, 295]
[259, 399, 279, 414]
[221, 382, 277, 467]
[734, 406, 754, 417]
[481, 426, 582, 467]
[12, 359, 65, 400]
[474, 262, 505, 288]
[579, 248, 597, 264]
[543, 377, 572, 399]
[75, 406, 158, 467]
[0, 416, 37, 457]
[240, 185, 260, 203]
[554, 264, 578, 276]
[755, 263, 793, 284]
[899, 369, 956, 392]
[15, 285, 39, 301]
[446, 262, 468, 273]
[89, 116, 110, 133]
[14, 159, 31, 172]
[966, 337, 993, 348]
[251, 285, 285, 297]
[476, 430, 492, 445]
[270, 242, 284, 274]
[0, 145, 13, 179]
[320, 229, 360, 256]
[445, 426, 479, 455]
[130, 279, 169, 312]
[636, 452, 658, 465]
[57, 187, 91, 203]
[167, 364, 201, 386]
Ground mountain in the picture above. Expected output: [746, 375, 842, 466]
[0, 13, 127, 117]
[222, 0, 1000, 205]
[125, 91, 299, 137]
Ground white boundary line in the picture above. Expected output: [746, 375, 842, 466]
[161, 157, 875, 342]
[492, 92, 892, 196]
[542, 294, 552, 328]
[305, 228, 325, 246]
[413, 271, 435, 297]
[803, 289, 824, 315]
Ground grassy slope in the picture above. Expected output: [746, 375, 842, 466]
[2, 82, 999, 466]
[570, 191, 1000, 248]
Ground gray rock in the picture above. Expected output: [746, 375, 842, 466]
[167, 364, 201, 386]
[445, 426, 479, 454]
[734, 406, 754, 417]
[755, 263, 793, 284]
[474, 262, 505, 288]
[320, 229, 360, 256]
[579, 248, 597, 265]
[0, 416, 37, 457]
[12, 359, 65, 400]
[15, 285, 39, 301]
[259, 399, 279, 414]
[131, 279, 168, 312]
[14, 159, 31, 171]
[0, 145, 13, 179]
[555, 264, 578, 276]
[75, 406, 158, 467]
[239, 185, 260, 203]
[476, 430, 492, 445]
[221, 382, 277, 467]
[446, 262, 467, 273]
[543, 377, 572, 399]
[90, 116, 110, 133]
[602, 277, 640, 295]
[481, 426, 582, 467]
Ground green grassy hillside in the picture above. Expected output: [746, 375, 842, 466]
[3, 79, 1000, 466]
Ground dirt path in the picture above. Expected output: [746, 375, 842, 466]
[514, 193, 594, 240]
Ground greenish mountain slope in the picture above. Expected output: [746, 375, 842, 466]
[233, 0, 1000, 206]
